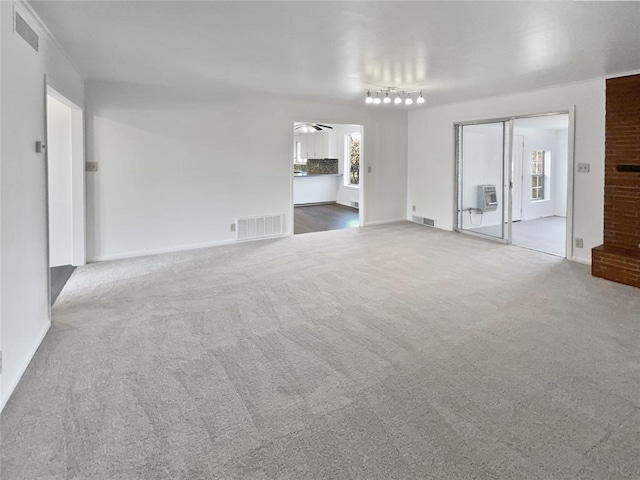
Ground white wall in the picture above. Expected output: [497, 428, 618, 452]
[1, 1, 84, 410]
[46, 94, 73, 267]
[408, 79, 605, 263]
[85, 81, 408, 261]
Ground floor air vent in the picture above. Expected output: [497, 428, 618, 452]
[412, 215, 436, 227]
[236, 214, 284, 241]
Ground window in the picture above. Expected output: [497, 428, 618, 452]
[346, 134, 360, 186]
[294, 141, 302, 164]
[530, 150, 546, 200]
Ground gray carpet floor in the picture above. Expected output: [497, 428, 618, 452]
[2, 222, 639, 480]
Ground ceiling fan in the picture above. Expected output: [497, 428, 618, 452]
[294, 123, 334, 133]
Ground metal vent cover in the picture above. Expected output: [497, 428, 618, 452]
[236, 214, 284, 241]
[15, 12, 39, 52]
[412, 215, 436, 227]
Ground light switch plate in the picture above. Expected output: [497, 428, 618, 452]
[575, 238, 584, 248]
[86, 162, 99, 172]
[577, 163, 590, 173]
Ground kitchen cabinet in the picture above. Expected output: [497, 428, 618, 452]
[294, 131, 336, 160]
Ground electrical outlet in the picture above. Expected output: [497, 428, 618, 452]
[230, 223, 236, 233]
[412, 205, 416, 212]
[86, 162, 99, 172]
[575, 238, 584, 248]
[577, 163, 590, 173]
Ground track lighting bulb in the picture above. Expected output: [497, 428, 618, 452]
[366, 87, 424, 106]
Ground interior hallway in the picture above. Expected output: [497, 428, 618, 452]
[2, 222, 638, 480]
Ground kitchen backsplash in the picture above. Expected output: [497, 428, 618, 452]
[294, 158, 339, 174]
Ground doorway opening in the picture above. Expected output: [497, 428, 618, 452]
[455, 112, 572, 258]
[292, 122, 364, 235]
[46, 86, 85, 306]
[511, 115, 569, 256]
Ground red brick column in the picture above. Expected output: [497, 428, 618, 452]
[592, 74, 640, 288]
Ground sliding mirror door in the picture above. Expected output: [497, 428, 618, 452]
[457, 121, 512, 241]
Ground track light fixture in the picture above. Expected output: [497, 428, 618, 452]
[365, 87, 425, 106]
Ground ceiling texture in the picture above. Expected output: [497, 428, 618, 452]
[31, 1, 640, 107]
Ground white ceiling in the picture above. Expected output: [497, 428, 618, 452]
[30, 1, 640, 107]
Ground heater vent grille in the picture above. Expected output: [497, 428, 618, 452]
[236, 214, 284, 241]
[15, 12, 39, 52]
[412, 215, 436, 227]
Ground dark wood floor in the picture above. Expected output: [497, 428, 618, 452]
[51, 265, 75, 306]
[294, 203, 360, 235]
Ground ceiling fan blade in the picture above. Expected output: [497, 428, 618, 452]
[294, 123, 334, 132]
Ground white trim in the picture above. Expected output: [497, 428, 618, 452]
[1, 321, 51, 412]
[46, 86, 86, 267]
[565, 107, 576, 261]
[568, 255, 592, 266]
[365, 218, 407, 227]
[88, 239, 238, 263]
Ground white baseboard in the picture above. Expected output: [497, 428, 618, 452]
[1, 321, 51, 413]
[568, 255, 592, 266]
[364, 218, 407, 227]
[88, 239, 237, 263]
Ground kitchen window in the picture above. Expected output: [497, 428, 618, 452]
[346, 134, 360, 186]
[294, 141, 306, 164]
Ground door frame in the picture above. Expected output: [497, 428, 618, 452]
[454, 109, 575, 258]
[289, 120, 365, 234]
[455, 119, 511, 244]
[44, 81, 86, 312]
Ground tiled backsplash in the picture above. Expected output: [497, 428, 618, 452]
[294, 158, 339, 174]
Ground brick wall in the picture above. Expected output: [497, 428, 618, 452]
[592, 74, 640, 288]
